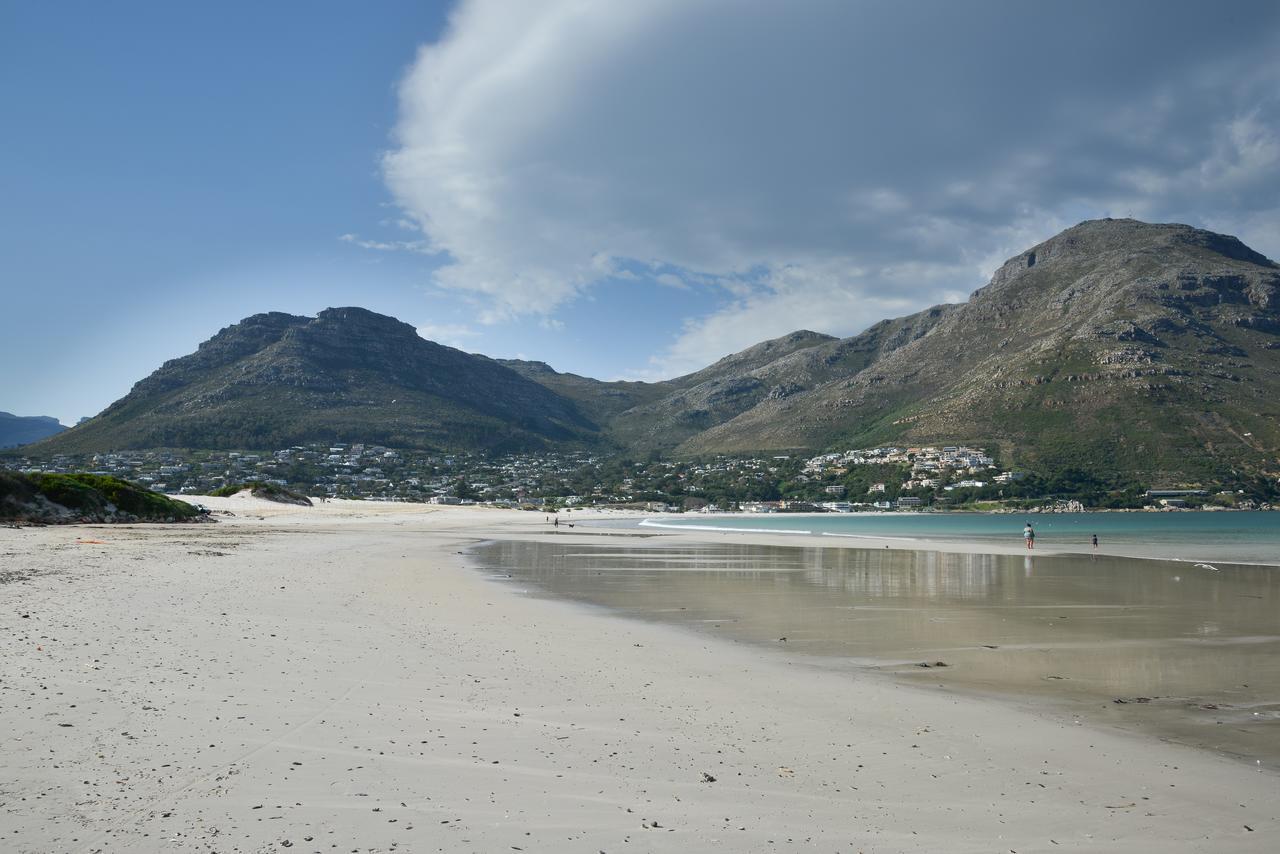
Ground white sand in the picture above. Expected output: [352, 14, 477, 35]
[1, 501, 1275, 852]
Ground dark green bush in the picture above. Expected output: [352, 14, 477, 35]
[1, 471, 200, 521]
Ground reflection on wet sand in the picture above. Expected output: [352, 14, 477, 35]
[473, 540, 1280, 767]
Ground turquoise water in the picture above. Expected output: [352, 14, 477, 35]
[636, 510, 1280, 564]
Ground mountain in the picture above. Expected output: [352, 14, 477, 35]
[18, 219, 1280, 485]
[0, 412, 66, 448]
[496, 359, 671, 425]
[498, 219, 1278, 484]
[31, 307, 602, 454]
[501, 329, 841, 448]
[602, 330, 842, 450]
[666, 220, 1280, 484]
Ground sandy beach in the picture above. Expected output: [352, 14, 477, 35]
[2, 499, 1276, 852]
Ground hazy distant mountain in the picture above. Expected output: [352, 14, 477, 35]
[32, 308, 601, 454]
[0, 412, 66, 448]
[20, 220, 1280, 485]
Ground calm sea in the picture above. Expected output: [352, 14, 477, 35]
[634, 510, 1280, 564]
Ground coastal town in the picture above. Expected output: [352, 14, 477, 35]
[3, 442, 1267, 511]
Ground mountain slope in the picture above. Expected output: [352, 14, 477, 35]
[506, 330, 844, 451]
[605, 324, 963, 451]
[663, 330, 839, 391]
[0, 412, 67, 448]
[33, 308, 601, 454]
[497, 360, 672, 425]
[678, 219, 1280, 484]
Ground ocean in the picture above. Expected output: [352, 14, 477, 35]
[634, 510, 1280, 565]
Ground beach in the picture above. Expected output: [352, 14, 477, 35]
[2, 499, 1277, 852]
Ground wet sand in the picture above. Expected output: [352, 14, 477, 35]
[475, 539, 1280, 768]
[1, 499, 1277, 852]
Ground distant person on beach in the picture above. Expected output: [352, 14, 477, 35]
[1024, 522, 1035, 550]
[1092, 533, 1098, 551]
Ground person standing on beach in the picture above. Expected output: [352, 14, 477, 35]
[1092, 533, 1098, 551]
[1024, 522, 1035, 550]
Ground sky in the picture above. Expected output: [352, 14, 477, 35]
[3, 1, 1279, 426]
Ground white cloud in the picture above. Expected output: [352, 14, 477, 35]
[1197, 111, 1280, 191]
[385, 1, 1280, 374]
[416, 322, 480, 349]
[339, 233, 433, 253]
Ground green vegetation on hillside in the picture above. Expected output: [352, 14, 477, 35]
[0, 471, 202, 522]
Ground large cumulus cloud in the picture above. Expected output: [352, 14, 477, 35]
[383, 0, 1280, 375]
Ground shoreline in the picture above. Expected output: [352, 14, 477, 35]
[9, 495, 1278, 566]
[624, 512, 1280, 568]
[2, 499, 1276, 851]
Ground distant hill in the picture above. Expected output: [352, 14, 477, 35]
[20, 220, 1280, 485]
[0, 412, 66, 448]
[31, 307, 602, 454]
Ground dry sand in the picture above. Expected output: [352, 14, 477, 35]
[1, 499, 1276, 852]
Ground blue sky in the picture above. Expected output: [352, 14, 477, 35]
[3, 1, 1279, 425]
